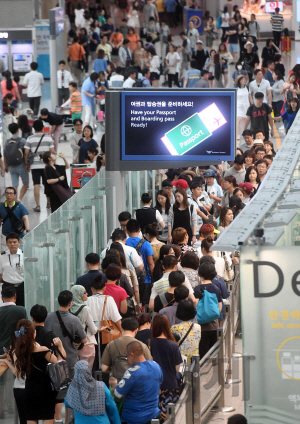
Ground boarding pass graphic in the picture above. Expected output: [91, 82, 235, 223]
[161, 103, 227, 156]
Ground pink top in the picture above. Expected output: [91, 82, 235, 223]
[104, 283, 127, 311]
[1, 80, 18, 100]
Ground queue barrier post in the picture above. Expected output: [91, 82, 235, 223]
[191, 354, 201, 424]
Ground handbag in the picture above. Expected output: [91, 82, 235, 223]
[100, 296, 122, 345]
[112, 47, 119, 56]
[120, 297, 136, 319]
[286, 89, 294, 102]
[168, 66, 176, 75]
[47, 347, 72, 392]
[221, 252, 234, 281]
[196, 288, 220, 324]
[28, 134, 45, 165]
[55, 311, 84, 350]
[47, 167, 73, 203]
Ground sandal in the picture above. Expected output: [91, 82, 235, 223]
[33, 206, 41, 212]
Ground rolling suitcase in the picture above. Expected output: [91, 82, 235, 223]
[93, 332, 110, 388]
[281, 36, 291, 54]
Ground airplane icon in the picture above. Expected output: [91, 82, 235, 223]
[213, 117, 222, 127]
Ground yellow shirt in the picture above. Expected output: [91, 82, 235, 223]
[156, 0, 165, 12]
[96, 43, 112, 61]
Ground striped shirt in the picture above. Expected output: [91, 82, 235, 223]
[70, 91, 82, 114]
[270, 14, 284, 32]
[24, 134, 54, 170]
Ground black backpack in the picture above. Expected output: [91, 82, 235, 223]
[5, 138, 24, 167]
[133, 79, 143, 87]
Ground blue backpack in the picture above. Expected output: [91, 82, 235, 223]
[216, 16, 222, 29]
[196, 288, 220, 324]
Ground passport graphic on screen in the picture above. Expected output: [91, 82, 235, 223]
[161, 103, 227, 156]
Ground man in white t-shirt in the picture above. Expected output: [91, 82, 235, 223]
[108, 66, 125, 87]
[249, 69, 272, 107]
[202, 169, 223, 206]
[23, 62, 44, 118]
[123, 69, 137, 88]
[100, 229, 144, 273]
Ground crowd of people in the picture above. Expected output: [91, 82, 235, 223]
[0, 1, 297, 424]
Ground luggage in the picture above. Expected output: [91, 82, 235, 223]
[281, 36, 291, 54]
[93, 333, 110, 388]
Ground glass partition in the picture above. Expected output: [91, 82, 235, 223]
[24, 169, 111, 313]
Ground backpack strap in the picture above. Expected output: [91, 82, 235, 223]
[55, 311, 74, 344]
[135, 238, 145, 253]
[3, 202, 20, 225]
[71, 305, 85, 317]
[159, 292, 168, 308]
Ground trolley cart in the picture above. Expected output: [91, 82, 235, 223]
[55, 106, 74, 141]
[70, 164, 96, 191]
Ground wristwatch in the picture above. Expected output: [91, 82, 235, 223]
[26, 230, 30, 233]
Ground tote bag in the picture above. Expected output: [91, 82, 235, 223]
[196, 289, 220, 324]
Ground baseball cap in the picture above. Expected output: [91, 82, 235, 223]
[202, 169, 218, 178]
[245, 41, 253, 47]
[253, 139, 264, 146]
[239, 182, 253, 194]
[171, 179, 189, 189]
[200, 223, 220, 235]
[196, 40, 203, 44]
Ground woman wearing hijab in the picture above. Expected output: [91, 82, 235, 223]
[70, 285, 99, 368]
[65, 361, 121, 424]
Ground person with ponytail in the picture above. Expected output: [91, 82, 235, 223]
[12, 319, 64, 423]
[144, 222, 164, 262]
[201, 237, 226, 278]
[1, 71, 21, 108]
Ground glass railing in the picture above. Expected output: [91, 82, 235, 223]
[24, 168, 163, 312]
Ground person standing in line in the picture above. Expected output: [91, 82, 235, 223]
[40, 108, 65, 153]
[150, 314, 182, 422]
[270, 7, 284, 48]
[4, 123, 29, 201]
[61, 82, 82, 123]
[57, 60, 72, 105]
[0, 232, 26, 305]
[0, 285, 27, 419]
[24, 120, 55, 212]
[115, 341, 163, 424]
[76, 253, 102, 296]
[68, 36, 86, 85]
[23, 62, 44, 118]
[44, 290, 87, 379]
[134, 192, 165, 234]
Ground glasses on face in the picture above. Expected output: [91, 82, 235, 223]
[6, 192, 14, 195]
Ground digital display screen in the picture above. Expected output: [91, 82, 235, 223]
[265, 2, 283, 13]
[121, 91, 235, 162]
[12, 53, 33, 71]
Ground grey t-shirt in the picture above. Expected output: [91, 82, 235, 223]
[45, 310, 86, 376]
[195, 78, 209, 88]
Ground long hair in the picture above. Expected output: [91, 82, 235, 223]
[153, 245, 174, 282]
[155, 190, 171, 215]
[288, 73, 298, 89]
[18, 115, 31, 136]
[174, 188, 190, 209]
[152, 314, 175, 341]
[109, 243, 127, 268]
[287, 98, 299, 114]
[219, 207, 233, 228]
[14, 319, 36, 379]
[4, 70, 13, 91]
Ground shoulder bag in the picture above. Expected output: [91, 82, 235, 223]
[2, 202, 26, 234]
[47, 347, 72, 392]
[55, 310, 84, 350]
[45, 166, 73, 203]
[221, 252, 234, 281]
[178, 323, 194, 347]
[28, 134, 45, 165]
[100, 295, 122, 345]
[196, 288, 220, 324]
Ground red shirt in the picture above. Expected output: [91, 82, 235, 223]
[104, 283, 127, 310]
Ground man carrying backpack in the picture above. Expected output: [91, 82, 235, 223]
[125, 219, 154, 306]
[4, 123, 29, 202]
[101, 318, 152, 390]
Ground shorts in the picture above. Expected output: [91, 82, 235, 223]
[181, 61, 189, 71]
[150, 72, 160, 81]
[82, 104, 94, 125]
[229, 43, 239, 53]
[9, 164, 29, 187]
[31, 168, 46, 186]
[72, 112, 82, 122]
